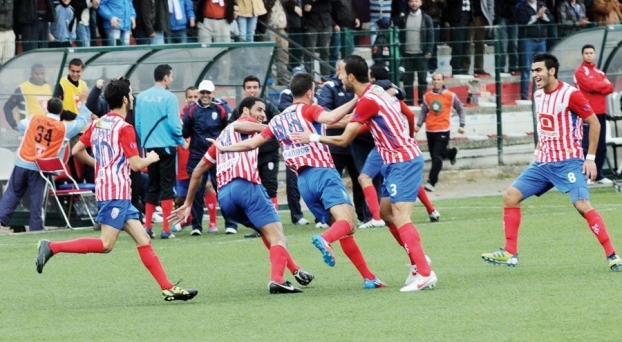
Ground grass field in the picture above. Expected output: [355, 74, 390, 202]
[2, 188, 622, 341]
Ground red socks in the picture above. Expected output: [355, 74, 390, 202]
[417, 185, 435, 214]
[398, 222, 431, 276]
[321, 219, 351, 243]
[339, 235, 375, 280]
[585, 209, 615, 256]
[261, 236, 299, 274]
[388, 223, 416, 265]
[271, 197, 278, 211]
[161, 199, 173, 232]
[144, 202, 156, 228]
[49, 238, 104, 254]
[205, 191, 217, 226]
[137, 244, 174, 290]
[503, 207, 521, 255]
[362, 185, 381, 220]
[269, 245, 288, 283]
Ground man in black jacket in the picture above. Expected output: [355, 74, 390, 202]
[14, 0, 56, 52]
[329, 0, 360, 68]
[302, 0, 335, 78]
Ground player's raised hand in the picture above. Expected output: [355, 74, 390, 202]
[168, 205, 191, 227]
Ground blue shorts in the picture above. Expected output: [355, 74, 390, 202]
[96, 200, 141, 230]
[218, 178, 280, 229]
[361, 148, 383, 179]
[298, 167, 353, 224]
[176, 179, 189, 197]
[512, 158, 590, 203]
[380, 155, 424, 203]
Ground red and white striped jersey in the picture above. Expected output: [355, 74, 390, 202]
[534, 81, 594, 163]
[350, 84, 422, 163]
[81, 113, 139, 201]
[262, 102, 335, 173]
[203, 116, 262, 189]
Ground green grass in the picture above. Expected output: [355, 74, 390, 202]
[3, 188, 622, 341]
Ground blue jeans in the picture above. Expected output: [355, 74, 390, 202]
[329, 31, 341, 69]
[237, 16, 258, 42]
[76, 23, 91, 47]
[497, 17, 519, 71]
[152, 31, 165, 45]
[166, 30, 188, 44]
[104, 28, 130, 46]
[520, 39, 546, 100]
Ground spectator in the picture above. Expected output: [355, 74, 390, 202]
[237, 0, 266, 42]
[196, 0, 235, 43]
[133, 0, 156, 45]
[421, 0, 446, 74]
[515, 0, 551, 100]
[368, 0, 391, 44]
[135, 64, 188, 239]
[443, 0, 470, 75]
[230, 3, 240, 39]
[495, 0, 520, 74]
[268, 0, 290, 84]
[153, 0, 171, 44]
[0, 0, 15, 65]
[49, 0, 74, 48]
[557, 0, 590, 37]
[167, 0, 195, 43]
[371, 18, 392, 69]
[98, 0, 136, 46]
[284, 0, 305, 71]
[329, 0, 360, 68]
[4, 64, 52, 130]
[396, 0, 434, 106]
[14, 0, 56, 52]
[73, 0, 100, 47]
[302, 0, 333, 78]
[467, 0, 494, 77]
[591, 0, 621, 26]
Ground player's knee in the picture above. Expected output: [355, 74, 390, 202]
[102, 241, 114, 253]
[503, 187, 522, 207]
[358, 173, 371, 186]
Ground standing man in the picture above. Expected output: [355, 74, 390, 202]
[0, 0, 15, 66]
[14, 0, 56, 52]
[574, 44, 614, 185]
[57, 59, 88, 117]
[0, 95, 91, 232]
[97, 0, 136, 46]
[482, 53, 622, 271]
[135, 64, 188, 239]
[196, 0, 234, 43]
[292, 55, 438, 292]
[37, 78, 198, 302]
[229, 76, 282, 237]
[4, 64, 52, 130]
[416, 73, 466, 192]
[396, 0, 434, 106]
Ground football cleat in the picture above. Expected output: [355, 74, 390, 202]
[190, 229, 202, 236]
[268, 281, 303, 294]
[311, 235, 335, 267]
[145, 228, 155, 238]
[160, 230, 175, 239]
[481, 248, 518, 267]
[315, 222, 329, 229]
[293, 269, 315, 286]
[429, 210, 440, 222]
[608, 254, 622, 271]
[162, 285, 198, 301]
[294, 218, 310, 225]
[400, 271, 437, 292]
[207, 224, 218, 233]
[405, 255, 432, 285]
[363, 277, 387, 289]
[36, 239, 54, 274]
[358, 219, 385, 229]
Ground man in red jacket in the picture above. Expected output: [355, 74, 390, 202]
[574, 44, 615, 185]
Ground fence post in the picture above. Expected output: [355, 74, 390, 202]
[390, 26, 400, 85]
[494, 26, 504, 166]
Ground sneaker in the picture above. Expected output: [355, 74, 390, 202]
[225, 227, 237, 234]
[152, 212, 164, 223]
[315, 222, 329, 229]
[207, 224, 218, 233]
[293, 269, 315, 286]
[399, 271, 437, 292]
[358, 219, 385, 229]
[294, 218, 310, 225]
[36, 239, 54, 274]
[161, 231, 175, 239]
[608, 254, 622, 271]
[171, 223, 183, 233]
[363, 277, 387, 289]
[190, 229, 202, 236]
[268, 280, 303, 294]
[429, 210, 440, 222]
[244, 231, 261, 238]
[162, 285, 198, 301]
[450, 148, 458, 165]
[145, 228, 155, 238]
[405, 255, 432, 285]
[597, 178, 614, 185]
[481, 248, 518, 267]
[311, 235, 336, 267]
[424, 182, 435, 192]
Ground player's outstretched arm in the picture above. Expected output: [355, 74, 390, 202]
[316, 97, 357, 125]
[169, 159, 212, 227]
[208, 134, 268, 153]
[291, 121, 362, 147]
[128, 150, 160, 172]
[233, 121, 267, 134]
[72, 141, 96, 167]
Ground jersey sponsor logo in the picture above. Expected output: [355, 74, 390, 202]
[96, 118, 114, 130]
[216, 154, 239, 173]
[538, 113, 557, 137]
[283, 146, 311, 159]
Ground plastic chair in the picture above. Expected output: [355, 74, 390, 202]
[0, 148, 15, 197]
[35, 157, 96, 229]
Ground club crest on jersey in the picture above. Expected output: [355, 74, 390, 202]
[371, 85, 384, 95]
[111, 207, 119, 219]
[430, 100, 443, 113]
[212, 111, 217, 120]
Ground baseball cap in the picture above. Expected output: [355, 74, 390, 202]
[198, 80, 215, 92]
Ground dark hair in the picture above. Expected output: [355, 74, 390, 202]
[104, 78, 131, 109]
[31, 63, 45, 72]
[532, 52, 559, 78]
[289, 73, 315, 98]
[68, 58, 84, 68]
[47, 98, 64, 115]
[185, 86, 197, 94]
[243, 75, 261, 88]
[343, 55, 370, 83]
[154, 64, 172, 82]
[582, 44, 595, 53]
[238, 96, 263, 113]
[369, 64, 389, 81]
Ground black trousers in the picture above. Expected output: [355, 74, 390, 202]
[426, 131, 455, 186]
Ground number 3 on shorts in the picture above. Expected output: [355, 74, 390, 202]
[389, 183, 398, 196]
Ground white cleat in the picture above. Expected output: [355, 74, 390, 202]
[358, 219, 386, 229]
[429, 210, 440, 222]
[405, 255, 432, 285]
[400, 271, 437, 292]
[315, 222, 329, 229]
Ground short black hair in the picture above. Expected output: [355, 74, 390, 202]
[289, 73, 315, 98]
[582, 44, 595, 53]
[154, 64, 172, 82]
[343, 55, 370, 83]
[185, 86, 197, 94]
[243, 75, 261, 88]
[238, 96, 263, 113]
[68, 58, 84, 68]
[369, 64, 389, 81]
[47, 98, 63, 115]
[31, 63, 44, 72]
[532, 52, 560, 78]
[104, 78, 131, 110]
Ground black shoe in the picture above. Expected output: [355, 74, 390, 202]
[162, 285, 198, 301]
[36, 240, 54, 274]
[11, 225, 26, 233]
[93, 223, 101, 231]
[244, 231, 261, 238]
[293, 269, 315, 286]
[450, 148, 458, 165]
[269, 281, 303, 294]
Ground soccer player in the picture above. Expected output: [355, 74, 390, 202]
[35, 78, 198, 302]
[169, 96, 314, 293]
[481, 52, 622, 271]
[291, 55, 437, 292]
[210, 73, 387, 289]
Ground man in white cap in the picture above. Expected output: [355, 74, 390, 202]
[181, 80, 233, 236]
